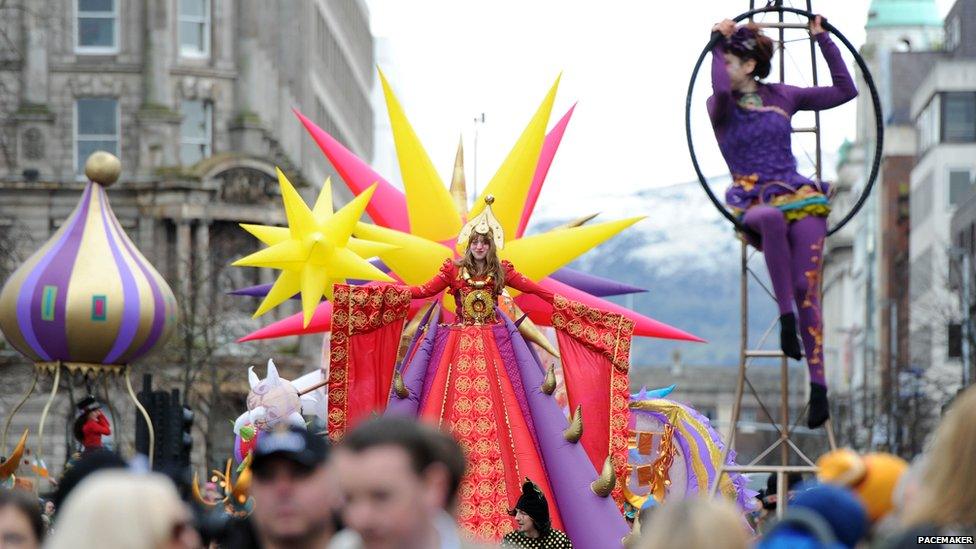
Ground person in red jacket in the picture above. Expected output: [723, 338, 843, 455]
[72, 396, 111, 452]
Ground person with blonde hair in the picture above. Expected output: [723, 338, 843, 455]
[883, 386, 976, 547]
[45, 470, 201, 549]
[636, 497, 749, 549]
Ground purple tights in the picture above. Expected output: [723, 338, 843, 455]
[743, 206, 827, 386]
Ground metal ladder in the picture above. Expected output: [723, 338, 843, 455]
[709, 243, 837, 517]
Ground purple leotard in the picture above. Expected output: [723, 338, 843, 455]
[708, 33, 857, 211]
[707, 32, 857, 390]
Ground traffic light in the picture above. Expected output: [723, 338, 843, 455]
[180, 405, 194, 468]
[136, 374, 169, 466]
[135, 377, 193, 470]
[164, 390, 183, 466]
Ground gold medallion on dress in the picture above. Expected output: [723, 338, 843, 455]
[462, 289, 495, 325]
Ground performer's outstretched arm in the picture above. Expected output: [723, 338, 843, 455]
[707, 39, 734, 126]
[502, 261, 554, 304]
[790, 32, 858, 111]
[406, 258, 453, 298]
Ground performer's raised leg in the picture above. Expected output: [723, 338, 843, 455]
[743, 206, 803, 360]
[788, 215, 829, 428]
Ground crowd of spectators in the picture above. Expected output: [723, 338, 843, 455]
[2, 384, 974, 548]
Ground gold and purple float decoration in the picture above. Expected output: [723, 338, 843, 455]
[625, 388, 757, 512]
[0, 151, 176, 466]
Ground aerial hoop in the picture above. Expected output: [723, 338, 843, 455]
[684, 6, 883, 237]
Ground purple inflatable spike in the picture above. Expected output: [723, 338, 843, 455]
[550, 267, 647, 297]
[499, 314, 630, 548]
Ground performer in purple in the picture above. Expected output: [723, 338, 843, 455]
[708, 16, 857, 428]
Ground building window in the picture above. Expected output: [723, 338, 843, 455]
[946, 16, 961, 52]
[910, 247, 934, 302]
[942, 92, 976, 143]
[180, 100, 212, 165]
[917, 95, 940, 154]
[76, 0, 118, 53]
[179, 0, 210, 58]
[911, 171, 934, 227]
[911, 326, 933, 370]
[949, 169, 975, 206]
[75, 98, 119, 174]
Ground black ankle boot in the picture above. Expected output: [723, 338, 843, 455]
[779, 313, 802, 360]
[808, 383, 830, 429]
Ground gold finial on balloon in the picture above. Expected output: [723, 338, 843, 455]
[449, 137, 468, 217]
[84, 151, 122, 187]
[563, 404, 583, 443]
[590, 456, 617, 497]
[541, 364, 557, 395]
[393, 370, 409, 399]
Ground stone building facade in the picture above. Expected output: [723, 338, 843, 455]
[821, 0, 944, 451]
[824, 0, 976, 453]
[0, 0, 374, 480]
[907, 0, 976, 396]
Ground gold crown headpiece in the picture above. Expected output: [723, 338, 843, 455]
[457, 195, 504, 251]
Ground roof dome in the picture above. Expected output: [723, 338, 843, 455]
[866, 0, 942, 28]
[0, 152, 177, 366]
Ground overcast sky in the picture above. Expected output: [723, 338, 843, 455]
[365, 0, 955, 220]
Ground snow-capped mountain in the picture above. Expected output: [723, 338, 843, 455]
[529, 178, 778, 366]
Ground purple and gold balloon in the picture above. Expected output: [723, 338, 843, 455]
[0, 152, 177, 366]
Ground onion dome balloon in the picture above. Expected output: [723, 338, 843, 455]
[0, 151, 177, 367]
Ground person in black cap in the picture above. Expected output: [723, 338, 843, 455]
[501, 479, 572, 548]
[72, 396, 111, 453]
[246, 425, 346, 549]
[754, 472, 804, 534]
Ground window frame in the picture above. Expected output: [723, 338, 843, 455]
[75, 0, 119, 55]
[74, 97, 121, 177]
[940, 91, 976, 144]
[911, 170, 935, 228]
[916, 94, 941, 157]
[947, 166, 975, 209]
[946, 16, 961, 53]
[179, 99, 213, 166]
[178, 0, 211, 59]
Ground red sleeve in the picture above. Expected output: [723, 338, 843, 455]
[97, 413, 111, 434]
[408, 259, 454, 298]
[83, 416, 111, 436]
[502, 261, 554, 303]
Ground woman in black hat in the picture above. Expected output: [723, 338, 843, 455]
[501, 479, 572, 548]
[72, 396, 111, 453]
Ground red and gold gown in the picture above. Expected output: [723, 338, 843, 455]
[326, 259, 632, 547]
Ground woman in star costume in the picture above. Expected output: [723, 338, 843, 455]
[708, 15, 857, 428]
[327, 196, 632, 547]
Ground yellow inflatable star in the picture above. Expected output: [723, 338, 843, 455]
[362, 70, 643, 289]
[233, 168, 397, 327]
